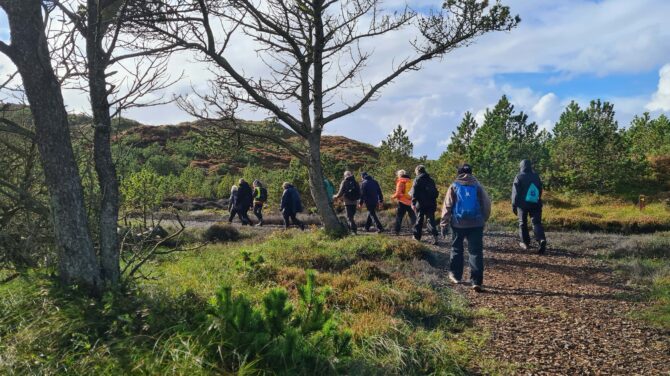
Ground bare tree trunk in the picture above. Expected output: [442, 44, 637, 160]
[87, 0, 121, 286]
[0, 0, 101, 293]
[306, 134, 345, 234]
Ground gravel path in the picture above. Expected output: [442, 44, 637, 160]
[433, 231, 670, 375]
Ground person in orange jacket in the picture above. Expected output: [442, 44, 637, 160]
[391, 169, 416, 235]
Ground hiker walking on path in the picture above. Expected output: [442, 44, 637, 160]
[235, 178, 254, 225]
[392, 169, 417, 235]
[334, 171, 360, 234]
[512, 159, 547, 254]
[359, 172, 385, 233]
[228, 185, 239, 223]
[440, 164, 491, 292]
[280, 182, 305, 230]
[411, 165, 440, 245]
[252, 180, 268, 226]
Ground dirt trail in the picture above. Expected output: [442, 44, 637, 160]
[185, 219, 669, 374]
[435, 231, 670, 375]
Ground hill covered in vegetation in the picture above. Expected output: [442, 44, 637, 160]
[113, 121, 379, 176]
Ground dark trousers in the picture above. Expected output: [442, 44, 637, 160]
[414, 208, 438, 240]
[394, 203, 416, 234]
[253, 203, 264, 223]
[364, 203, 384, 231]
[518, 207, 546, 245]
[345, 204, 358, 233]
[229, 206, 251, 225]
[450, 226, 484, 286]
[282, 210, 304, 230]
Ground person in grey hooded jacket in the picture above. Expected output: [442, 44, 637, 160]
[511, 159, 547, 254]
[440, 164, 491, 292]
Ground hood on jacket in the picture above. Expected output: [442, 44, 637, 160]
[520, 159, 533, 173]
[362, 174, 373, 181]
[454, 173, 479, 186]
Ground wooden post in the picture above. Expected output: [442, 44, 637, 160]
[639, 195, 646, 211]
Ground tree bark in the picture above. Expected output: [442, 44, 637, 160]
[87, 0, 121, 286]
[306, 133, 345, 234]
[0, 0, 101, 293]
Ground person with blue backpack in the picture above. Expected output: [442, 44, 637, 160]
[280, 182, 305, 230]
[411, 165, 440, 244]
[440, 164, 491, 292]
[511, 159, 547, 254]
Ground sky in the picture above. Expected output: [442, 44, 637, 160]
[1, 0, 670, 159]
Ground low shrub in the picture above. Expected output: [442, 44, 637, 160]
[610, 234, 670, 259]
[202, 222, 240, 242]
[205, 270, 352, 374]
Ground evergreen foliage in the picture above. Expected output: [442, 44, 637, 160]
[207, 270, 352, 374]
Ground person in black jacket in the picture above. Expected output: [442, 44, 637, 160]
[236, 178, 254, 226]
[511, 159, 547, 254]
[333, 171, 360, 234]
[411, 165, 439, 244]
[359, 172, 384, 233]
[280, 182, 305, 230]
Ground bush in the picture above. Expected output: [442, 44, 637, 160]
[203, 223, 241, 242]
[206, 270, 352, 374]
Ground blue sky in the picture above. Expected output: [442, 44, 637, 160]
[1, 0, 670, 159]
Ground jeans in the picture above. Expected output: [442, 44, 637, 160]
[345, 204, 358, 233]
[450, 226, 484, 286]
[364, 203, 384, 231]
[282, 210, 304, 230]
[394, 203, 416, 234]
[518, 207, 546, 245]
[414, 207, 438, 240]
[253, 203, 264, 223]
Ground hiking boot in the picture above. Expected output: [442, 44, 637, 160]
[538, 240, 547, 254]
[447, 272, 461, 284]
[255, 221, 264, 227]
[299, 223, 306, 231]
[519, 242, 529, 251]
[432, 236, 439, 245]
[413, 235, 421, 242]
[377, 228, 385, 234]
[364, 226, 371, 232]
[472, 284, 483, 293]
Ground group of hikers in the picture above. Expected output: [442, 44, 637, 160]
[227, 159, 547, 292]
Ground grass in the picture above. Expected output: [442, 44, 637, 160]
[490, 192, 670, 233]
[0, 230, 493, 375]
[603, 232, 670, 329]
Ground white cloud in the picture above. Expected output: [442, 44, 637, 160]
[2, 0, 670, 158]
[646, 64, 670, 112]
[532, 93, 558, 119]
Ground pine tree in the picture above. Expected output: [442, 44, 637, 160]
[549, 100, 632, 193]
[467, 96, 546, 197]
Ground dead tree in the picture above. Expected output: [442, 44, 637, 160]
[0, 0, 102, 293]
[49, 0, 180, 286]
[134, 0, 520, 234]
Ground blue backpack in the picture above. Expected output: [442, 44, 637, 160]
[453, 183, 481, 221]
[525, 183, 540, 204]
